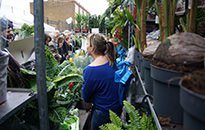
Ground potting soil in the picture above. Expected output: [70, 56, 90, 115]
[152, 60, 204, 73]
[182, 70, 205, 96]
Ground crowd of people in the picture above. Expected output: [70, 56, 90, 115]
[0, 17, 89, 64]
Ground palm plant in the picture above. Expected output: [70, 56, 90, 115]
[75, 13, 82, 29]
[82, 14, 89, 29]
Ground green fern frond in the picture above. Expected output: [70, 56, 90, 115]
[109, 110, 122, 128]
[140, 114, 148, 130]
[123, 100, 141, 129]
[99, 124, 110, 130]
[100, 123, 122, 130]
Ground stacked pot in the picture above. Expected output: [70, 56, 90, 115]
[150, 32, 205, 128]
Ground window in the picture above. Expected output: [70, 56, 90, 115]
[75, 4, 78, 13]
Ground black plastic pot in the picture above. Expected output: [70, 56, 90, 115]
[151, 64, 183, 124]
[143, 58, 153, 95]
[135, 51, 140, 71]
[180, 82, 205, 130]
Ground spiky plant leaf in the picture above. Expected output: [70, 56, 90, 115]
[109, 110, 122, 128]
[123, 100, 141, 129]
[100, 123, 122, 130]
[99, 124, 109, 130]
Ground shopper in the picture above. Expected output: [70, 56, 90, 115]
[57, 37, 68, 63]
[0, 17, 13, 49]
[82, 33, 122, 130]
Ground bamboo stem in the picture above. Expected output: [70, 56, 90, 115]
[140, 0, 147, 51]
[188, 0, 198, 32]
[170, 0, 177, 34]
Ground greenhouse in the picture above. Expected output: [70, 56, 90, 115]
[0, 0, 205, 130]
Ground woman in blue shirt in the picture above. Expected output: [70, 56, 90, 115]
[82, 33, 122, 130]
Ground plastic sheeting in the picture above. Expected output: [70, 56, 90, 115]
[0, 50, 9, 104]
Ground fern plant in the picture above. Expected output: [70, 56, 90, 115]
[100, 100, 157, 130]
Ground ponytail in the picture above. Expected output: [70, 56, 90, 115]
[105, 41, 116, 67]
[88, 33, 116, 67]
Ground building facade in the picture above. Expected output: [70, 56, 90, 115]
[30, 0, 90, 31]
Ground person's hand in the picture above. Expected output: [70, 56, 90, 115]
[83, 102, 93, 112]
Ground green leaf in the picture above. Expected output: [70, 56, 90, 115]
[135, 0, 142, 9]
[20, 68, 36, 75]
[109, 110, 122, 128]
[53, 73, 83, 84]
[60, 116, 79, 130]
[148, 0, 155, 9]
[100, 123, 122, 130]
[123, 100, 141, 129]
[125, 8, 134, 24]
[47, 80, 55, 92]
[45, 46, 58, 79]
[49, 107, 68, 123]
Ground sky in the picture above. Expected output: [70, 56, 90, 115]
[26, 0, 109, 16]
[76, 0, 109, 16]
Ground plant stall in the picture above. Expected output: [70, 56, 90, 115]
[101, 0, 205, 130]
[0, 0, 205, 130]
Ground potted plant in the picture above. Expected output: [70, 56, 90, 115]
[81, 14, 89, 33]
[151, 31, 205, 125]
[74, 13, 82, 33]
[179, 70, 205, 130]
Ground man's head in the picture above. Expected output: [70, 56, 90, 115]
[0, 17, 8, 33]
[0, 17, 14, 40]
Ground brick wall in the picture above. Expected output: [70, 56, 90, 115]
[30, 0, 90, 31]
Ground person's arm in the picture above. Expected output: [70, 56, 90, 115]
[82, 69, 96, 102]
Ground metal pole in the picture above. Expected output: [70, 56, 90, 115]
[135, 66, 162, 130]
[34, 0, 50, 130]
[128, 21, 131, 48]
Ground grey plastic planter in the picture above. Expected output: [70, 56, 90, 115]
[151, 64, 184, 124]
[0, 52, 9, 104]
[135, 51, 140, 71]
[139, 54, 144, 80]
[180, 82, 205, 130]
[143, 58, 153, 95]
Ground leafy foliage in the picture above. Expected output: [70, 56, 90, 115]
[14, 23, 34, 39]
[75, 13, 82, 28]
[100, 101, 157, 130]
[20, 47, 84, 127]
[100, 123, 122, 130]
[109, 110, 122, 128]
[45, 46, 58, 78]
[60, 115, 79, 130]
[123, 100, 141, 130]
[49, 107, 67, 123]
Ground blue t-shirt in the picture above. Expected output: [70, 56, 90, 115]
[82, 62, 122, 116]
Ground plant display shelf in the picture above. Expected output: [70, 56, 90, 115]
[0, 88, 36, 124]
[134, 65, 183, 130]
